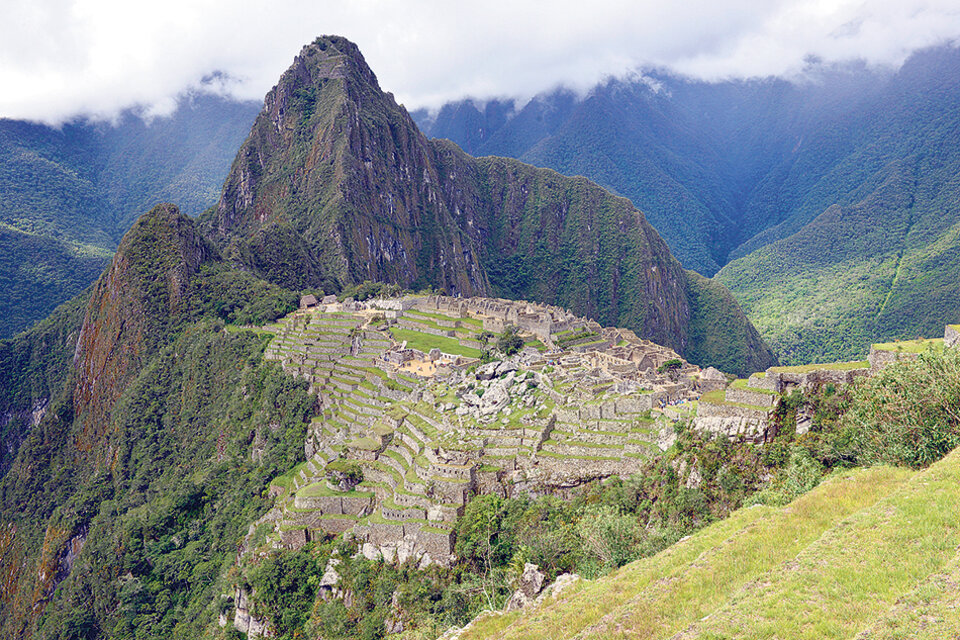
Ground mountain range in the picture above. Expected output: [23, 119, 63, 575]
[415, 46, 960, 363]
[0, 95, 259, 338]
[0, 34, 958, 640]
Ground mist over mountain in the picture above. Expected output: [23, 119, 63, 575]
[3, 32, 960, 640]
[415, 46, 960, 362]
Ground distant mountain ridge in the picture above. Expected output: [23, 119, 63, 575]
[0, 95, 259, 338]
[415, 46, 960, 363]
[205, 36, 775, 374]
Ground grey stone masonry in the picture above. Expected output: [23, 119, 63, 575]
[868, 347, 920, 373]
[724, 387, 777, 408]
[945, 325, 960, 348]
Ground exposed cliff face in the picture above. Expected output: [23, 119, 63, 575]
[207, 35, 775, 373]
[73, 203, 212, 466]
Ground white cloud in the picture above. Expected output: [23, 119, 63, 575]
[1, 0, 959, 124]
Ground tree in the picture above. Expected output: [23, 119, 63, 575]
[496, 326, 524, 356]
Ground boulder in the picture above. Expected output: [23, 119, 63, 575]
[496, 361, 520, 377]
[505, 563, 546, 611]
[476, 361, 501, 381]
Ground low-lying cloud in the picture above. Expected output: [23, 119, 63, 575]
[2, 0, 959, 124]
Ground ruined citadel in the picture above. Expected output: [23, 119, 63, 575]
[254, 294, 960, 572]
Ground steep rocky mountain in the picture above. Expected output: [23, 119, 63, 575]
[1, 35, 958, 640]
[0, 95, 259, 339]
[415, 47, 960, 363]
[205, 36, 774, 375]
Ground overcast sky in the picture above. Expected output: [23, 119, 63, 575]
[3, 0, 960, 124]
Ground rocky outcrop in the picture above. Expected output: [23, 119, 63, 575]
[946, 325, 960, 348]
[505, 563, 546, 611]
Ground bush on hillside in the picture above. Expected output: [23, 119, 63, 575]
[837, 348, 960, 468]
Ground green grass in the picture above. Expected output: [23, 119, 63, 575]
[296, 483, 374, 499]
[405, 309, 475, 326]
[390, 328, 482, 357]
[729, 378, 779, 394]
[699, 388, 770, 411]
[347, 436, 381, 451]
[872, 338, 945, 354]
[269, 461, 308, 493]
[687, 448, 960, 640]
[768, 359, 870, 373]
[459, 464, 916, 640]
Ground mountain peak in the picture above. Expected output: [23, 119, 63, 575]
[205, 36, 774, 374]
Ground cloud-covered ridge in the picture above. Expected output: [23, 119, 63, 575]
[2, 0, 959, 124]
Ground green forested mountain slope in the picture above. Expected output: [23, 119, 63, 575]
[0, 204, 305, 639]
[413, 65, 889, 276]
[416, 48, 960, 364]
[718, 48, 960, 363]
[208, 36, 774, 374]
[0, 95, 259, 338]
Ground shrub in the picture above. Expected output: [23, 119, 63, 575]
[576, 505, 640, 575]
[496, 326, 524, 356]
[838, 348, 960, 468]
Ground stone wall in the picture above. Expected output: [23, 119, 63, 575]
[868, 348, 920, 373]
[724, 387, 777, 408]
[945, 325, 960, 348]
[693, 415, 769, 441]
[696, 401, 769, 422]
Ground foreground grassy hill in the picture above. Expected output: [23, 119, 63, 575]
[457, 447, 960, 640]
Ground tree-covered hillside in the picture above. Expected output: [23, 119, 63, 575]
[718, 47, 960, 363]
[0, 95, 259, 339]
[415, 47, 960, 363]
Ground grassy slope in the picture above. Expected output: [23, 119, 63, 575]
[461, 448, 960, 640]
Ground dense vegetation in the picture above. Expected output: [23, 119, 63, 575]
[416, 47, 960, 364]
[0, 95, 258, 338]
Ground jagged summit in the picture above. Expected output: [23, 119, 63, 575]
[210, 35, 485, 295]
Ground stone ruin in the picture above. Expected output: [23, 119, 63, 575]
[692, 323, 960, 442]
[255, 294, 716, 567]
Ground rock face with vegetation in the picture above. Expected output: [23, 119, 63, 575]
[205, 36, 775, 376]
[72, 204, 214, 465]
